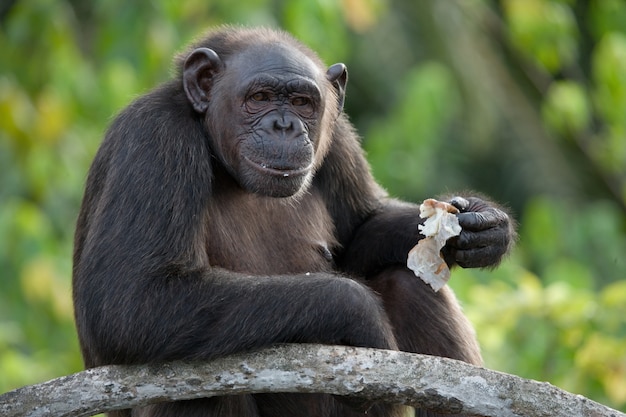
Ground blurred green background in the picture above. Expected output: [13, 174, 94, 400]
[1, 0, 625, 412]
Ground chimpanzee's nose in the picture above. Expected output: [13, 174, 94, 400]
[273, 116, 293, 132]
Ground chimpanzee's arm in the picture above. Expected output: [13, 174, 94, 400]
[336, 196, 515, 279]
[317, 120, 515, 279]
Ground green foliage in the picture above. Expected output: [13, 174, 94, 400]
[1, 0, 625, 412]
[367, 61, 461, 197]
[503, 0, 579, 73]
[452, 266, 626, 407]
[542, 80, 591, 135]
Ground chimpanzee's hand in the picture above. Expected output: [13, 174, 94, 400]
[442, 196, 515, 268]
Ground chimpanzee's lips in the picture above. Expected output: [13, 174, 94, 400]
[244, 157, 312, 178]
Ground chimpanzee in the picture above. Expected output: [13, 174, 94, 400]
[73, 26, 515, 417]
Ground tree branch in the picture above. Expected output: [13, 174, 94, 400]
[0, 344, 623, 417]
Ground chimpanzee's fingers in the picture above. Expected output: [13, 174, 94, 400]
[455, 245, 506, 268]
[449, 196, 469, 212]
[457, 209, 508, 232]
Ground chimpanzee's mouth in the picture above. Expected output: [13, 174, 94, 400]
[244, 157, 312, 178]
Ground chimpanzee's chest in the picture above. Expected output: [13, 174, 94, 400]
[205, 189, 338, 275]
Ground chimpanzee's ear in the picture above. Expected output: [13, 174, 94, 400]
[183, 48, 224, 113]
[326, 63, 348, 112]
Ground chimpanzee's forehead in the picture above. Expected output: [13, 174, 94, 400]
[230, 43, 322, 82]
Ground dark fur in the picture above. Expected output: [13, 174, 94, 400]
[73, 26, 514, 417]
